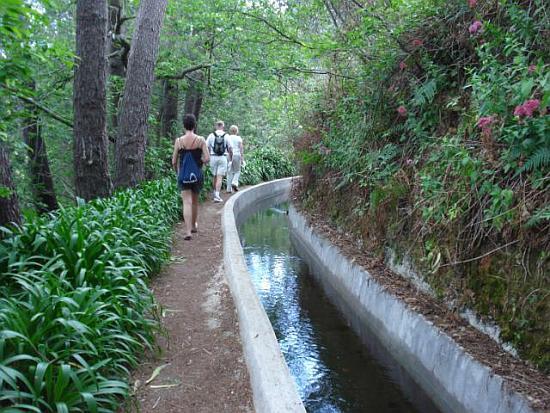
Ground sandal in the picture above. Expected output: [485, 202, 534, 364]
[184, 235, 192, 241]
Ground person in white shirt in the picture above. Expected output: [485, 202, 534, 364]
[226, 125, 244, 193]
[206, 120, 232, 202]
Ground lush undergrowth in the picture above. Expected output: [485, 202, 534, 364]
[239, 146, 295, 186]
[295, 0, 549, 371]
[0, 180, 180, 411]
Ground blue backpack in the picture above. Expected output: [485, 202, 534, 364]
[178, 146, 203, 185]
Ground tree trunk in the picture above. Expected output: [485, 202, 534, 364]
[159, 79, 179, 140]
[115, 0, 168, 189]
[183, 73, 204, 129]
[108, 0, 128, 77]
[110, 86, 122, 133]
[23, 97, 58, 213]
[0, 141, 21, 227]
[74, 0, 112, 201]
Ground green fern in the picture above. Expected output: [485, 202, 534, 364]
[526, 206, 550, 227]
[520, 147, 550, 173]
[413, 78, 438, 107]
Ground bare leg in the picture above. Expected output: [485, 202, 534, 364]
[233, 170, 241, 187]
[192, 191, 199, 231]
[226, 164, 233, 192]
[181, 191, 189, 222]
[182, 190, 193, 238]
[215, 175, 223, 193]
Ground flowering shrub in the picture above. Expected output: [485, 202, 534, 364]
[477, 115, 495, 137]
[514, 99, 541, 118]
[296, 0, 549, 371]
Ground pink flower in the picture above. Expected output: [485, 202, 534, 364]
[477, 116, 494, 129]
[522, 99, 540, 117]
[477, 116, 495, 137]
[514, 105, 526, 117]
[411, 39, 424, 47]
[405, 158, 414, 166]
[469, 20, 483, 35]
[514, 99, 540, 118]
[468, 0, 477, 7]
[399, 61, 407, 71]
[397, 106, 407, 117]
[528, 65, 536, 74]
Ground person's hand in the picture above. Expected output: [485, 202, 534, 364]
[241, 159, 246, 168]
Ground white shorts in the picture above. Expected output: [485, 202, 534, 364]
[210, 155, 228, 176]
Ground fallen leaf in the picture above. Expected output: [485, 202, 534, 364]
[145, 363, 171, 385]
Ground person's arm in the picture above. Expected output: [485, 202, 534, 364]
[205, 134, 212, 155]
[239, 140, 244, 161]
[201, 137, 210, 164]
[172, 139, 179, 172]
[226, 137, 233, 160]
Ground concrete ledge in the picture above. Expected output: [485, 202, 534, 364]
[222, 177, 305, 413]
[288, 205, 537, 413]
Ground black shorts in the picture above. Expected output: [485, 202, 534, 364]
[179, 180, 203, 194]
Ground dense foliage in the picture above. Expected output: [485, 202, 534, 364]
[0, 180, 179, 411]
[0, 0, 547, 400]
[294, 0, 549, 370]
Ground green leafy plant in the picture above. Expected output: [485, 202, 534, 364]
[0, 179, 180, 411]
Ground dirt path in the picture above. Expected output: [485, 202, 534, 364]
[128, 193, 253, 412]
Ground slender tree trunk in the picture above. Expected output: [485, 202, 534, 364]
[0, 141, 21, 227]
[74, 0, 112, 201]
[108, 0, 128, 77]
[159, 79, 179, 140]
[115, 0, 168, 189]
[110, 86, 122, 132]
[183, 73, 204, 129]
[23, 97, 58, 212]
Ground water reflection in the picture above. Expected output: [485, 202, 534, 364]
[239, 206, 440, 413]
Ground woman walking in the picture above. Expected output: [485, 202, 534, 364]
[226, 125, 244, 193]
[172, 114, 209, 240]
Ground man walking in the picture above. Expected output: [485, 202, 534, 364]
[206, 120, 232, 202]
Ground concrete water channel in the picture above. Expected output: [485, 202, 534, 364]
[222, 178, 537, 413]
[239, 203, 440, 413]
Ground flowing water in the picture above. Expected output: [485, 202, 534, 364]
[239, 204, 441, 413]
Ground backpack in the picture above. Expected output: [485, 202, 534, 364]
[212, 132, 226, 156]
[178, 147, 203, 185]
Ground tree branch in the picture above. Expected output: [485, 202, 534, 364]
[2, 85, 116, 143]
[158, 63, 212, 80]
[276, 66, 357, 79]
[2, 85, 73, 128]
[237, 10, 313, 49]
[119, 15, 135, 26]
